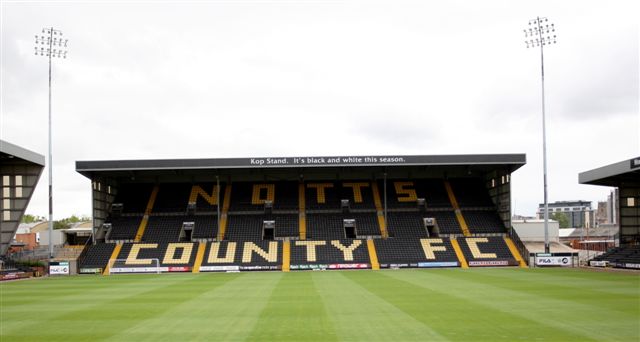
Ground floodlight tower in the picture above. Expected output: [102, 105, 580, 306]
[34, 28, 68, 259]
[524, 18, 556, 254]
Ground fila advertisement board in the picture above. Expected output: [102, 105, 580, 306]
[49, 261, 70, 275]
[536, 256, 572, 266]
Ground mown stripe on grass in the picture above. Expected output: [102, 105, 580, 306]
[1, 275, 202, 337]
[0, 274, 162, 307]
[343, 269, 592, 342]
[246, 272, 338, 341]
[476, 268, 640, 296]
[383, 269, 637, 341]
[435, 268, 640, 316]
[314, 271, 448, 341]
[1, 274, 239, 341]
[104, 272, 283, 341]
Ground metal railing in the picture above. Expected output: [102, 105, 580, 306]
[509, 228, 530, 265]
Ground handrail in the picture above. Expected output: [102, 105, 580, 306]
[75, 236, 93, 270]
[509, 228, 530, 265]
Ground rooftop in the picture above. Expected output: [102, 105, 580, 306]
[579, 156, 640, 187]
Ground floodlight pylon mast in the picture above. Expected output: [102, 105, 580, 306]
[35, 27, 68, 260]
[524, 17, 556, 254]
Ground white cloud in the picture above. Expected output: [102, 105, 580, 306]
[1, 0, 638, 219]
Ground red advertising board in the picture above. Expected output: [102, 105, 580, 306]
[168, 266, 191, 272]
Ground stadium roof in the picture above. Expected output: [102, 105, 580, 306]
[579, 156, 640, 187]
[0, 140, 45, 166]
[76, 154, 526, 178]
[0, 140, 45, 255]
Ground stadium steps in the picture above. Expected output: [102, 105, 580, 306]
[134, 185, 159, 242]
[192, 242, 207, 273]
[371, 182, 389, 238]
[282, 240, 291, 272]
[53, 245, 85, 261]
[443, 180, 471, 236]
[217, 184, 233, 240]
[366, 239, 380, 270]
[102, 243, 123, 275]
[134, 217, 150, 243]
[450, 238, 469, 268]
[299, 183, 306, 240]
[504, 237, 528, 268]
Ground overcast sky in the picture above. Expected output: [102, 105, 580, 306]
[1, 0, 638, 220]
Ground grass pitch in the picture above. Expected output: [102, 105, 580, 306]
[1, 268, 638, 341]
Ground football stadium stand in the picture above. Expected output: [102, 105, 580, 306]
[589, 245, 640, 268]
[1, 140, 45, 256]
[74, 154, 529, 274]
[580, 156, 640, 269]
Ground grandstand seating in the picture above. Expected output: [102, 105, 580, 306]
[189, 183, 223, 211]
[191, 214, 219, 240]
[375, 179, 452, 209]
[306, 213, 345, 240]
[386, 211, 429, 238]
[289, 239, 370, 268]
[112, 242, 197, 269]
[375, 238, 459, 267]
[153, 183, 192, 212]
[79, 178, 522, 273]
[200, 241, 282, 271]
[229, 182, 298, 211]
[457, 237, 517, 266]
[112, 184, 153, 213]
[225, 214, 298, 241]
[106, 216, 142, 241]
[78, 243, 115, 270]
[306, 212, 379, 238]
[449, 179, 494, 207]
[463, 210, 505, 234]
[141, 216, 186, 243]
[591, 245, 640, 268]
[306, 181, 376, 210]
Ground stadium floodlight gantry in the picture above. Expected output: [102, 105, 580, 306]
[580, 156, 640, 269]
[75, 154, 529, 274]
[0, 140, 45, 255]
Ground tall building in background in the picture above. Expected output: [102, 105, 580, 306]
[537, 200, 595, 228]
[595, 190, 620, 226]
[596, 201, 608, 225]
[607, 189, 618, 225]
